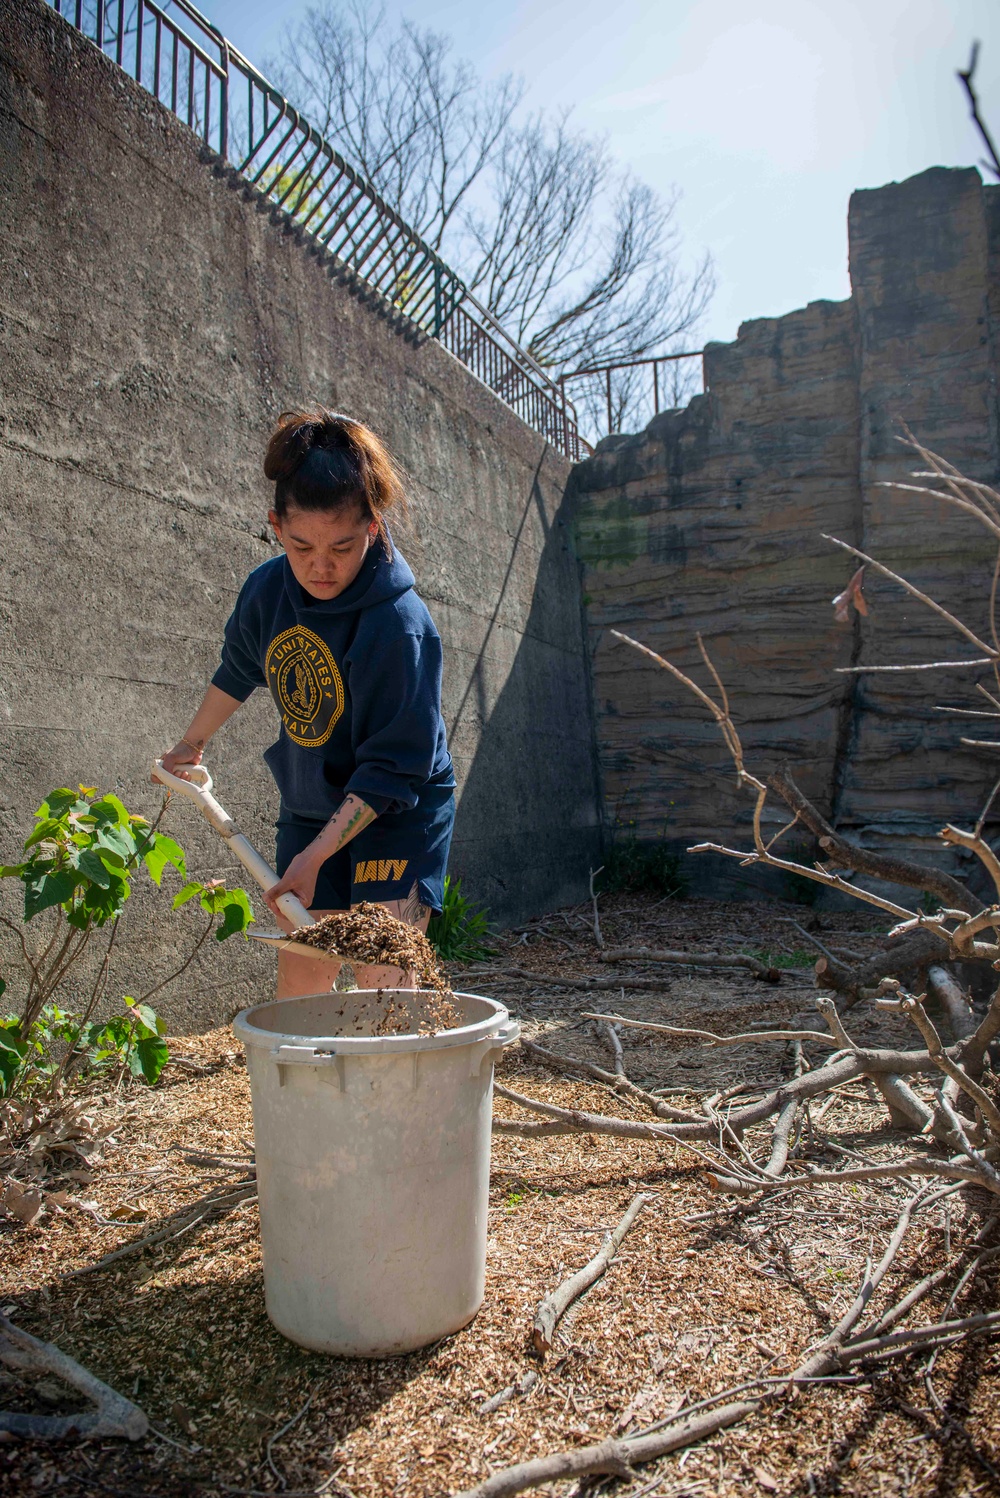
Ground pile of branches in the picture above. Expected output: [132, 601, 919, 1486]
[467, 434, 1000, 1496]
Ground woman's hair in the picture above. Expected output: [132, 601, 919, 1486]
[263, 407, 407, 545]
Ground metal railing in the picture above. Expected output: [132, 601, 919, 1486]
[560, 350, 705, 440]
[48, 0, 586, 460]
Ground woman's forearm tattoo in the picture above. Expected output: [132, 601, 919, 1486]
[331, 798, 377, 855]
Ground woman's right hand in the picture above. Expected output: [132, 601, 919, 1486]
[158, 739, 203, 780]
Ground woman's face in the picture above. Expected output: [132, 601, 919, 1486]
[269, 503, 379, 601]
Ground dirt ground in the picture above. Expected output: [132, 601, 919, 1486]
[3, 893, 1000, 1497]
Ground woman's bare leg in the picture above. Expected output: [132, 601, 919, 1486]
[274, 888, 433, 997]
[275, 907, 342, 1001]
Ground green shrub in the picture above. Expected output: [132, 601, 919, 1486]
[0, 785, 254, 1099]
[0, 994, 171, 1096]
[428, 876, 495, 962]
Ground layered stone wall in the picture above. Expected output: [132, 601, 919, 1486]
[0, 0, 601, 1028]
[571, 167, 1000, 897]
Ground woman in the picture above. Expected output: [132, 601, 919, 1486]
[159, 408, 455, 997]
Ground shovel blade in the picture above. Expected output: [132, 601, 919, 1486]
[248, 930, 341, 962]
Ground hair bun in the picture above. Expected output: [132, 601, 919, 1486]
[263, 406, 407, 548]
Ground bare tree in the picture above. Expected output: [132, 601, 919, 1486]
[268, 3, 523, 256]
[958, 41, 1000, 181]
[267, 2, 713, 428]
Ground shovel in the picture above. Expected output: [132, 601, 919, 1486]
[150, 760, 337, 963]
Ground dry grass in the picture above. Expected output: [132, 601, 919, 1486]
[3, 894, 1000, 1497]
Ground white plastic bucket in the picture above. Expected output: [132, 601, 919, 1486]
[232, 989, 518, 1357]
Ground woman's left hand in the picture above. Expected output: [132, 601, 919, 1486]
[266, 847, 322, 920]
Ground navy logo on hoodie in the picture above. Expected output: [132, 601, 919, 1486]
[266, 627, 345, 748]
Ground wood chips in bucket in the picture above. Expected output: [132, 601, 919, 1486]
[295, 902, 461, 1033]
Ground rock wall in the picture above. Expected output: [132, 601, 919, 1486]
[0, 0, 601, 1029]
[570, 167, 1000, 899]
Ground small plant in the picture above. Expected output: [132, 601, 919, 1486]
[598, 825, 688, 898]
[428, 876, 496, 962]
[0, 995, 171, 1094]
[0, 785, 254, 1100]
[742, 948, 815, 970]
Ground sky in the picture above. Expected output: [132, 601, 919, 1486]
[196, 0, 1000, 349]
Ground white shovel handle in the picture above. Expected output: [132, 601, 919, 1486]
[152, 759, 313, 930]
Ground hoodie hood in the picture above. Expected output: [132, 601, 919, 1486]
[282, 532, 415, 616]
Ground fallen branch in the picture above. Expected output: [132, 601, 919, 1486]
[589, 867, 604, 951]
[488, 966, 678, 994]
[452, 1400, 756, 1498]
[926, 965, 977, 1042]
[531, 1193, 651, 1355]
[494, 1085, 680, 1142]
[839, 1309, 1000, 1364]
[599, 947, 780, 982]
[764, 1044, 805, 1178]
[64, 1179, 256, 1277]
[598, 1020, 625, 1076]
[519, 1036, 703, 1123]
[496, 1047, 947, 1143]
[0, 1315, 148, 1440]
[581, 1010, 835, 1049]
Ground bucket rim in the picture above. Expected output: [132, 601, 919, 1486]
[233, 988, 510, 1056]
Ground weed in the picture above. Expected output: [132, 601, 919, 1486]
[598, 829, 688, 898]
[428, 876, 496, 962]
[742, 948, 815, 970]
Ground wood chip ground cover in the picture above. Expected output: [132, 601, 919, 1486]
[3, 895, 999, 1496]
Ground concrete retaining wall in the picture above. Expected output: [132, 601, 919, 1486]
[0, 0, 601, 1029]
[570, 167, 1000, 900]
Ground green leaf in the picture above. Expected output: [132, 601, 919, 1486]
[131, 1002, 160, 1037]
[142, 834, 187, 887]
[215, 889, 255, 941]
[0, 1017, 26, 1094]
[24, 867, 80, 920]
[0, 864, 25, 879]
[89, 795, 130, 828]
[198, 884, 229, 915]
[45, 788, 90, 818]
[92, 1015, 132, 1051]
[24, 817, 66, 850]
[103, 793, 132, 826]
[96, 825, 137, 864]
[75, 873, 129, 925]
[76, 850, 113, 888]
[132, 1033, 169, 1085]
[172, 881, 203, 909]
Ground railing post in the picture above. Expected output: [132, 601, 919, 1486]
[606, 368, 613, 436]
[560, 377, 569, 460]
[653, 359, 659, 415]
[95, 0, 104, 48]
[433, 263, 443, 338]
[219, 42, 230, 160]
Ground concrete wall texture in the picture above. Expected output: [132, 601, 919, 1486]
[570, 166, 1000, 898]
[0, 0, 601, 1028]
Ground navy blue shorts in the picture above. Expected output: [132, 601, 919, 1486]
[275, 786, 455, 913]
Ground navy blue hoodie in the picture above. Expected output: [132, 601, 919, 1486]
[212, 539, 454, 821]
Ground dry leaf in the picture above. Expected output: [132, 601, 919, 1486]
[3, 1182, 44, 1227]
[754, 1466, 779, 1491]
[172, 1402, 199, 1437]
[832, 565, 868, 623]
